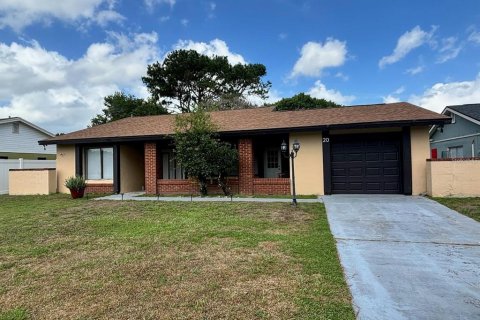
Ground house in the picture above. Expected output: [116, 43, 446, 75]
[429, 104, 480, 159]
[40, 102, 449, 195]
[0, 117, 56, 160]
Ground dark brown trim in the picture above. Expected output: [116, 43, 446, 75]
[10, 168, 56, 171]
[39, 118, 450, 145]
[322, 131, 332, 195]
[113, 144, 120, 194]
[75, 145, 82, 176]
[402, 127, 412, 195]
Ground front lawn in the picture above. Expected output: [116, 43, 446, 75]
[0, 195, 353, 319]
[433, 197, 480, 222]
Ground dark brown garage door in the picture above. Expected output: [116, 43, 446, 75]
[330, 133, 403, 194]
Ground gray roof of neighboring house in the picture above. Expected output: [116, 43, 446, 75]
[446, 104, 480, 122]
[0, 117, 55, 137]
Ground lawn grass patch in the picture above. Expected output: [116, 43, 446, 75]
[433, 197, 480, 222]
[0, 194, 353, 319]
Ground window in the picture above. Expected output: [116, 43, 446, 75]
[12, 122, 19, 134]
[161, 150, 185, 179]
[0, 156, 7, 159]
[37, 157, 47, 160]
[85, 147, 113, 180]
[448, 146, 463, 158]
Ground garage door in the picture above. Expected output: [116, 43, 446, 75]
[330, 133, 403, 194]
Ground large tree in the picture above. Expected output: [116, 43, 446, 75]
[142, 49, 271, 113]
[173, 109, 237, 196]
[90, 92, 168, 126]
[274, 93, 342, 111]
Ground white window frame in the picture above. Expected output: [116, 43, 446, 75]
[447, 145, 463, 158]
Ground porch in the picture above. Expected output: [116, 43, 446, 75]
[143, 135, 292, 195]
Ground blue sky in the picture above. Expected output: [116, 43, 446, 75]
[0, 0, 479, 133]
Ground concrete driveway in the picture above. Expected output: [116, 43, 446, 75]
[323, 195, 480, 320]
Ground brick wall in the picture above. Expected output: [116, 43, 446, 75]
[157, 178, 239, 195]
[86, 183, 114, 193]
[253, 178, 290, 195]
[144, 142, 157, 194]
[238, 138, 254, 195]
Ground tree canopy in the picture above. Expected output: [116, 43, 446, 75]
[173, 109, 237, 195]
[142, 49, 271, 113]
[90, 92, 168, 126]
[274, 93, 342, 111]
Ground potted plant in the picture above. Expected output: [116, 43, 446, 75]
[65, 175, 86, 199]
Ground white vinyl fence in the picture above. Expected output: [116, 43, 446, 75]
[0, 159, 56, 194]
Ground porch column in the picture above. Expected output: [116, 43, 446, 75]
[144, 142, 157, 194]
[238, 138, 254, 195]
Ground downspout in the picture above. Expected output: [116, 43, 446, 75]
[472, 139, 475, 158]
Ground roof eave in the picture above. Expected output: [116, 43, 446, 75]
[39, 117, 450, 145]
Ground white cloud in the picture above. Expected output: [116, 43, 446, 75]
[144, 0, 176, 12]
[409, 74, 480, 113]
[173, 39, 246, 65]
[382, 86, 405, 103]
[379, 26, 436, 68]
[383, 95, 401, 104]
[468, 28, 480, 44]
[436, 37, 462, 63]
[307, 80, 355, 105]
[405, 65, 424, 75]
[278, 33, 288, 40]
[291, 38, 347, 77]
[0, 0, 123, 32]
[0, 32, 160, 133]
[180, 18, 189, 27]
[207, 2, 216, 18]
[334, 72, 349, 81]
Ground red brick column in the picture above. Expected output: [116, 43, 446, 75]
[238, 138, 254, 195]
[144, 142, 157, 194]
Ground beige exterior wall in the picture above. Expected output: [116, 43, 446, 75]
[410, 126, 430, 195]
[289, 132, 324, 195]
[120, 144, 145, 193]
[57, 144, 76, 193]
[9, 169, 56, 195]
[427, 160, 480, 197]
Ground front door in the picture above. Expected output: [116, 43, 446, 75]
[264, 148, 281, 178]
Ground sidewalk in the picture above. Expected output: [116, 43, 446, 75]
[95, 192, 321, 203]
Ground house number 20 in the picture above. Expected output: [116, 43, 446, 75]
[322, 138, 330, 143]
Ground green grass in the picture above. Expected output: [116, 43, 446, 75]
[0, 194, 353, 319]
[433, 197, 480, 222]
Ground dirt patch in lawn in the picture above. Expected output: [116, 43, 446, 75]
[2, 240, 299, 319]
[0, 197, 354, 319]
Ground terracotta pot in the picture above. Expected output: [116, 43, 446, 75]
[69, 188, 85, 199]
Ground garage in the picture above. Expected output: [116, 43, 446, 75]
[329, 133, 403, 194]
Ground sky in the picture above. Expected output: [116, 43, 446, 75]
[0, 0, 479, 134]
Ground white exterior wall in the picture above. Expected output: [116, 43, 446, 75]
[0, 122, 56, 154]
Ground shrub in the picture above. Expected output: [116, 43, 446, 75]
[64, 175, 86, 190]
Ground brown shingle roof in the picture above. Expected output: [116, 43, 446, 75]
[42, 102, 449, 144]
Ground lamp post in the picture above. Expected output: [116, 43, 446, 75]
[281, 139, 301, 206]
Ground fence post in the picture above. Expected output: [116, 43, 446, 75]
[19, 158, 24, 169]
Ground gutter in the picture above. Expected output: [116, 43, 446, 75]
[39, 118, 450, 145]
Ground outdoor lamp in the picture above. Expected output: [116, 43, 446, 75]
[292, 140, 300, 153]
[281, 139, 301, 206]
[281, 140, 288, 153]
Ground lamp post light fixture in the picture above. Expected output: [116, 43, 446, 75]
[281, 139, 301, 206]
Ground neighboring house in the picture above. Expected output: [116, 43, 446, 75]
[429, 104, 480, 159]
[0, 117, 56, 160]
[40, 102, 449, 195]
